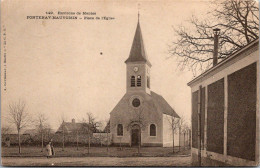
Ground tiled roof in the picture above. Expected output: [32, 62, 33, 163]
[125, 21, 151, 66]
[151, 91, 179, 118]
[56, 122, 86, 133]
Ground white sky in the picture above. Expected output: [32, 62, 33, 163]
[1, 0, 212, 131]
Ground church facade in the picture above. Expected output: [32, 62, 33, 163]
[110, 19, 180, 147]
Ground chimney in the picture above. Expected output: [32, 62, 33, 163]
[72, 118, 75, 123]
[213, 28, 220, 66]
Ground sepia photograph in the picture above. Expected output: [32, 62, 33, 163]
[1, 0, 259, 166]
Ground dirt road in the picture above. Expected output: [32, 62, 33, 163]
[2, 156, 191, 166]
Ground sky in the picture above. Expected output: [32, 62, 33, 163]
[1, 0, 212, 131]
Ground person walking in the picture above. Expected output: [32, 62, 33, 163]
[46, 142, 52, 158]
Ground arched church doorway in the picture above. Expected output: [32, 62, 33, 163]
[131, 124, 141, 146]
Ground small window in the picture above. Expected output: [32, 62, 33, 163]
[132, 98, 140, 107]
[150, 124, 156, 136]
[131, 76, 135, 87]
[147, 76, 150, 88]
[137, 75, 141, 87]
[117, 124, 123, 136]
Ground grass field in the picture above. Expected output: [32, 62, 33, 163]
[2, 146, 190, 157]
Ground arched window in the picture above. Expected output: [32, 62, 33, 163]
[117, 124, 123, 136]
[147, 76, 150, 88]
[131, 76, 135, 87]
[150, 124, 156, 136]
[137, 75, 141, 87]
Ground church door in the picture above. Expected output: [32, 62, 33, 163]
[131, 125, 140, 146]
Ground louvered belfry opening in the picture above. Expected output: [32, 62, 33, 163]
[137, 75, 141, 87]
[131, 76, 136, 87]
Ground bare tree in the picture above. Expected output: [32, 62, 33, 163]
[127, 107, 147, 154]
[72, 124, 79, 151]
[97, 122, 104, 147]
[57, 113, 66, 151]
[82, 112, 98, 154]
[178, 117, 186, 152]
[86, 112, 93, 154]
[44, 126, 53, 141]
[169, 0, 259, 75]
[166, 115, 180, 154]
[76, 128, 79, 150]
[43, 124, 52, 142]
[35, 112, 48, 152]
[7, 99, 31, 153]
[181, 123, 190, 150]
[104, 119, 110, 152]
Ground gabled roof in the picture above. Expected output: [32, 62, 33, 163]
[125, 21, 152, 66]
[56, 122, 86, 134]
[110, 91, 179, 118]
[23, 129, 38, 135]
[151, 91, 179, 118]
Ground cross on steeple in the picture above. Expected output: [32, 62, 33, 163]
[138, 3, 140, 22]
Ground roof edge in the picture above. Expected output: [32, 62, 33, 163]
[187, 39, 259, 86]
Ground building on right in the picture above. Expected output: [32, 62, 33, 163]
[187, 39, 259, 166]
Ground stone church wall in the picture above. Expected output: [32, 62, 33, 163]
[110, 95, 164, 146]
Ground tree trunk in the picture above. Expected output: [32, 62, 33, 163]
[41, 131, 44, 152]
[18, 129, 21, 154]
[106, 130, 109, 152]
[87, 119, 90, 154]
[172, 130, 175, 154]
[179, 127, 181, 152]
[76, 130, 79, 151]
[189, 130, 191, 148]
[62, 125, 65, 151]
[184, 133, 186, 150]
[100, 133, 102, 147]
[88, 135, 90, 154]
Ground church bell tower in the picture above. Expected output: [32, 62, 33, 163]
[125, 15, 152, 95]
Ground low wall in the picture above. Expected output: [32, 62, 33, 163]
[92, 133, 112, 145]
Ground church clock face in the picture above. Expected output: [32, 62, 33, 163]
[133, 66, 139, 72]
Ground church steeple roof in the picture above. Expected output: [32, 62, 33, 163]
[125, 19, 152, 66]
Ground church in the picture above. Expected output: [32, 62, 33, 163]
[110, 17, 180, 147]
